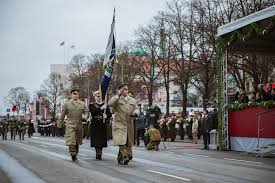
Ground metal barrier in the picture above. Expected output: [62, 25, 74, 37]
[209, 129, 217, 150]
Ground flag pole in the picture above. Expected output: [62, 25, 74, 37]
[102, 8, 115, 124]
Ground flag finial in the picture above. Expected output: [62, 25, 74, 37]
[113, 8, 115, 22]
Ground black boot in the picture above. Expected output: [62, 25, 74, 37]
[129, 155, 133, 160]
[71, 155, 77, 161]
[96, 153, 102, 160]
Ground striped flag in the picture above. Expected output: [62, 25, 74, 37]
[100, 9, 116, 102]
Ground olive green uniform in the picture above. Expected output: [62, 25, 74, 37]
[0, 120, 8, 140]
[17, 120, 26, 140]
[9, 120, 17, 140]
[58, 99, 88, 158]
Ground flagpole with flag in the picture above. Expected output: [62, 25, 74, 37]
[100, 8, 116, 103]
[100, 8, 116, 123]
[60, 41, 65, 64]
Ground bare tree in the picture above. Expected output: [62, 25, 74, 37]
[8, 87, 30, 116]
[68, 54, 90, 99]
[40, 73, 66, 120]
[165, 0, 198, 115]
[152, 12, 177, 114]
[134, 22, 162, 106]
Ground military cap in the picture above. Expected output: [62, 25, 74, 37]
[70, 88, 80, 93]
[118, 83, 128, 90]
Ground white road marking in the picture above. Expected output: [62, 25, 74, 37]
[182, 153, 210, 158]
[78, 153, 88, 156]
[147, 170, 192, 182]
[223, 158, 262, 164]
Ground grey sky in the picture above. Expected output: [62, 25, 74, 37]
[0, 0, 167, 114]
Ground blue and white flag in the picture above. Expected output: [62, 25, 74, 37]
[100, 9, 116, 102]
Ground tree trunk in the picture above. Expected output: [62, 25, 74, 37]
[165, 84, 170, 115]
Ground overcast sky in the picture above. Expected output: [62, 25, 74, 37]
[0, 0, 167, 114]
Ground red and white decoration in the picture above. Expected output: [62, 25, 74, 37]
[229, 107, 275, 151]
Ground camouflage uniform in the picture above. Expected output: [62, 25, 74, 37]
[17, 120, 26, 140]
[0, 119, 8, 140]
[145, 127, 161, 150]
[9, 119, 17, 140]
[27, 120, 35, 138]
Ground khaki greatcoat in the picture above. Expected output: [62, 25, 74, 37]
[108, 95, 139, 146]
[58, 99, 88, 146]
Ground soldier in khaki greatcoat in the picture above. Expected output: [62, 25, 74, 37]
[108, 83, 139, 165]
[57, 88, 88, 161]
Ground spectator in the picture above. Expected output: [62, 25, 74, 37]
[234, 91, 240, 103]
[265, 82, 273, 100]
[272, 88, 275, 104]
[136, 112, 146, 146]
[258, 84, 268, 101]
[191, 114, 199, 144]
[201, 110, 211, 150]
[239, 88, 249, 103]
[211, 108, 218, 130]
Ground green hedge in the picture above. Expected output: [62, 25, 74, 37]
[225, 101, 275, 111]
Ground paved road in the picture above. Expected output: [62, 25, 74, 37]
[1, 135, 275, 183]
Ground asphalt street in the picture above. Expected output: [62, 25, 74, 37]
[0, 135, 275, 183]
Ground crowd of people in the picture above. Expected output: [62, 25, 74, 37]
[135, 108, 218, 150]
[235, 83, 275, 104]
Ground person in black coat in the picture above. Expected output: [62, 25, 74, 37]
[201, 110, 211, 149]
[89, 90, 112, 160]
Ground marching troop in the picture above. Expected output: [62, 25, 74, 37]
[1, 85, 218, 166]
[0, 117, 35, 141]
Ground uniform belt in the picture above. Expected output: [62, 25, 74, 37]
[94, 116, 102, 119]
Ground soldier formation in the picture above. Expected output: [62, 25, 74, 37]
[0, 117, 32, 140]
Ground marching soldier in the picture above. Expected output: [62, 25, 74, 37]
[27, 119, 35, 138]
[0, 119, 8, 140]
[108, 83, 139, 165]
[89, 90, 112, 160]
[57, 88, 89, 161]
[144, 124, 161, 151]
[9, 118, 17, 140]
[51, 119, 57, 137]
[17, 118, 27, 140]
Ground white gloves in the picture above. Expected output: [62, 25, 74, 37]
[103, 113, 107, 119]
[100, 104, 107, 110]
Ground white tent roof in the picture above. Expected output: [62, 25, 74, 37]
[217, 6, 275, 37]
